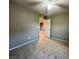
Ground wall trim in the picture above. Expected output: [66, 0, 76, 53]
[9, 39, 38, 51]
[49, 37, 69, 42]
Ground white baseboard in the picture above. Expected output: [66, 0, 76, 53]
[9, 39, 38, 51]
[50, 37, 69, 42]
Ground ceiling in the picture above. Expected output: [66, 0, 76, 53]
[10, 0, 69, 16]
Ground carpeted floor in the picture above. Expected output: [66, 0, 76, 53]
[27, 37, 69, 59]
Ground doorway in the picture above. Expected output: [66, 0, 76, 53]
[39, 16, 51, 40]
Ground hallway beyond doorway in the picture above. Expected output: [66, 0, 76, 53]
[39, 16, 51, 42]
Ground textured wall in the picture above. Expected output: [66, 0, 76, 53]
[9, 2, 39, 49]
[50, 13, 69, 41]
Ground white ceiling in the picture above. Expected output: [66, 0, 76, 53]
[10, 0, 69, 16]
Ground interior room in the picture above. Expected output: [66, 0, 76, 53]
[9, 0, 69, 59]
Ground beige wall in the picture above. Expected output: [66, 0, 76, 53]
[50, 13, 69, 41]
[9, 2, 39, 48]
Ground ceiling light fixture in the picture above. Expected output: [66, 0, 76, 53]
[47, 3, 52, 10]
[43, 0, 54, 10]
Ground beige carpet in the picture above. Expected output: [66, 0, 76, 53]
[27, 38, 69, 59]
